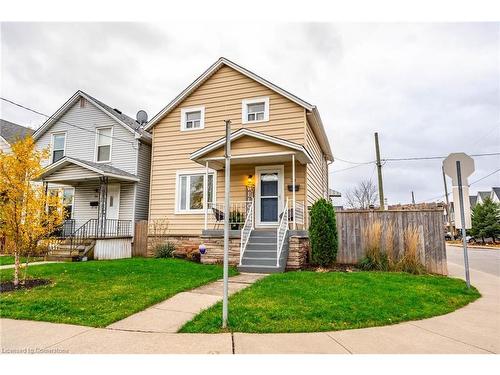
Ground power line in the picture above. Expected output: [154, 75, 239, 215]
[470, 168, 500, 186]
[1, 96, 136, 145]
[383, 152, 500, 162]
[333, 156, 375, 165]
[330, 163, 374, 174]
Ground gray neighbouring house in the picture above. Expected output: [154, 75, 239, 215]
[33, 91, 151, 260]
[0, 118, 34, 153]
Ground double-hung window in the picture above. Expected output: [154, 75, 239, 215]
[181, 106, 205, 131]
[95, 127, 112, 162]
[51, 133, 66, 163]
[177, 171, 215, 213]
[242, 97, 269, 124]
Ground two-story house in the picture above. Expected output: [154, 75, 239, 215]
[33, 91, 151, 260]
[145, 57, 333, 273]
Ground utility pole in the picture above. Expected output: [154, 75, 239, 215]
[374, 132, 385, 210]
[442, 166, 453, 239]
[222, 120, 231, 328]
[411, 191, 415, 205]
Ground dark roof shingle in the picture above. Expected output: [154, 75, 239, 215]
[0, 119, 34, 145]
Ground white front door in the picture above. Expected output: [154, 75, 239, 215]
[106, 183, 120, 220]
[255, 165, 284, 227]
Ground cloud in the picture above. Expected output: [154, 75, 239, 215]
[1, 22, 498, 204]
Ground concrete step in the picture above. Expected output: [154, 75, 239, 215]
[46, 255, 78, 262]
[243, 250, 277, 258]
[247, 236, 276, 243]
[249, 230, 277, 238]
[237, 264, 283, 273]
[241, 257, 277, 267]
[245, 243, 276, 251]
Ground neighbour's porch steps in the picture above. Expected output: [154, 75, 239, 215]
[46, 239, 96, 262]
[237, 229, 289, 274]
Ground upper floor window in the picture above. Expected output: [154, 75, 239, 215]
[180, 106, 205, 131]
[51, 133, 66, 163]
[95, 127, 112, 162]
[242, 97, 269, 124]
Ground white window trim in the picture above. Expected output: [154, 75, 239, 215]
[180, 106, 205, 131]
[94, 126, 113, 163]
[48, 186, 75, 219]
[50, 132, 67, 164]
[242, 97, 269, 124]
[175, 169, 216, 214]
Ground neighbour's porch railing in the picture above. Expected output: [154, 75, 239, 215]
[206, 201, 252, 230]
[277, 198, 289, 266]
[239, 200, 254, 265]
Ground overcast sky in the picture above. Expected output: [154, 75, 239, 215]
[1, 22, 499, 205]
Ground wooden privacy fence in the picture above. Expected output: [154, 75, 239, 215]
[132, 220, 148, 257]
[335, 209, 447, 275]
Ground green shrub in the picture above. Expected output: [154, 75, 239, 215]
[154, 242, 176, 258]
[309, 198, 338, 266]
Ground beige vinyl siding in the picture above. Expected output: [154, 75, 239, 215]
[149, 65, 308, 234]
[134, 142, 151, 220]
[305, 119, 328, 208]
[203, 136, 294, 159]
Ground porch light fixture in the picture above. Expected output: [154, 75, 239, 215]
[245, 175, 255, 188]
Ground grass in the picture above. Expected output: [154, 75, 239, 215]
[0, 255, 44, 266]
[0, 258, 237, 327]
[180, 271, 480, 333]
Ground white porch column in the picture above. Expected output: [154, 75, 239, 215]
[292, 153, 296, 230]
[204, 161, 209, 230]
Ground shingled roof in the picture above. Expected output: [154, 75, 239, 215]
[0, 119, 34, 145]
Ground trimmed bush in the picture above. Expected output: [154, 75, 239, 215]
[154, 242, 175, 258]
[309, 198, 338, 266]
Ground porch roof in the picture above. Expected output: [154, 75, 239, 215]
[37, 156, 140, 183]
[190, 128, 313, 170]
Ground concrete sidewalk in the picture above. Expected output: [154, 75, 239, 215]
[0, 261, 59, 270]
[1, 263, 499, 354]
[107, 273, 266, 333]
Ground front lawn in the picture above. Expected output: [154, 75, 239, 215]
[0, 258, 237, 327]
[180, 271, 480, 333]
[0, 256, 44, 266]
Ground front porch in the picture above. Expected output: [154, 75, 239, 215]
[38, 157, 137, 260]
[189, 128, 312, 272]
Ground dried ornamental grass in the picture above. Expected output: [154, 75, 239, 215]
[398, 226, 425, 274]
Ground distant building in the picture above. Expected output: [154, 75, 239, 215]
[0, 119, 34, 153]
[328, 188, 343, 210]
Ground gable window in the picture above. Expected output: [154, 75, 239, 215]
[242, 97, 269, 124]
[51, 133, 66, 163]
[95, 127, 112, 162]
[176, 171, 215, 213]
[180, 106, 205, 131]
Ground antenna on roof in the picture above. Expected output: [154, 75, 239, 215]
[136, 110, 148, 125]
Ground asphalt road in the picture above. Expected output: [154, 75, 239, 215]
[447, 244, 500, 277]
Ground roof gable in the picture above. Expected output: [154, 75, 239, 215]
[32, 91, 151, 143]
[145, 57, 314, 132]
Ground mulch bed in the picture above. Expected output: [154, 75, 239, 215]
[0, 279, 51, 293]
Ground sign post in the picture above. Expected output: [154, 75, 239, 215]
[222, 120, 231, 328]
[443, 153, 475, 288]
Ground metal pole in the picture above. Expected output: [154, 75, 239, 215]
[204, 161, 209, 230]
[442, 166, 454, 240]
[374, 132, 385, 210]
[222, 120, 231, 328]
[456, 161, 471, 288]
[411, 191, 415, 205]
[292, 154, 296, 230]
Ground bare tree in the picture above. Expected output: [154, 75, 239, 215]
[345, 179, 378, 209]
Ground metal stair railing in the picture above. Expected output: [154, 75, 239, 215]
[239, 200, 254, 266]
[276, 198, 289, 267]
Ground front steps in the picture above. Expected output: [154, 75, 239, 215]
[237, 229, 289, 273]
[46, 239, 96, 261]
